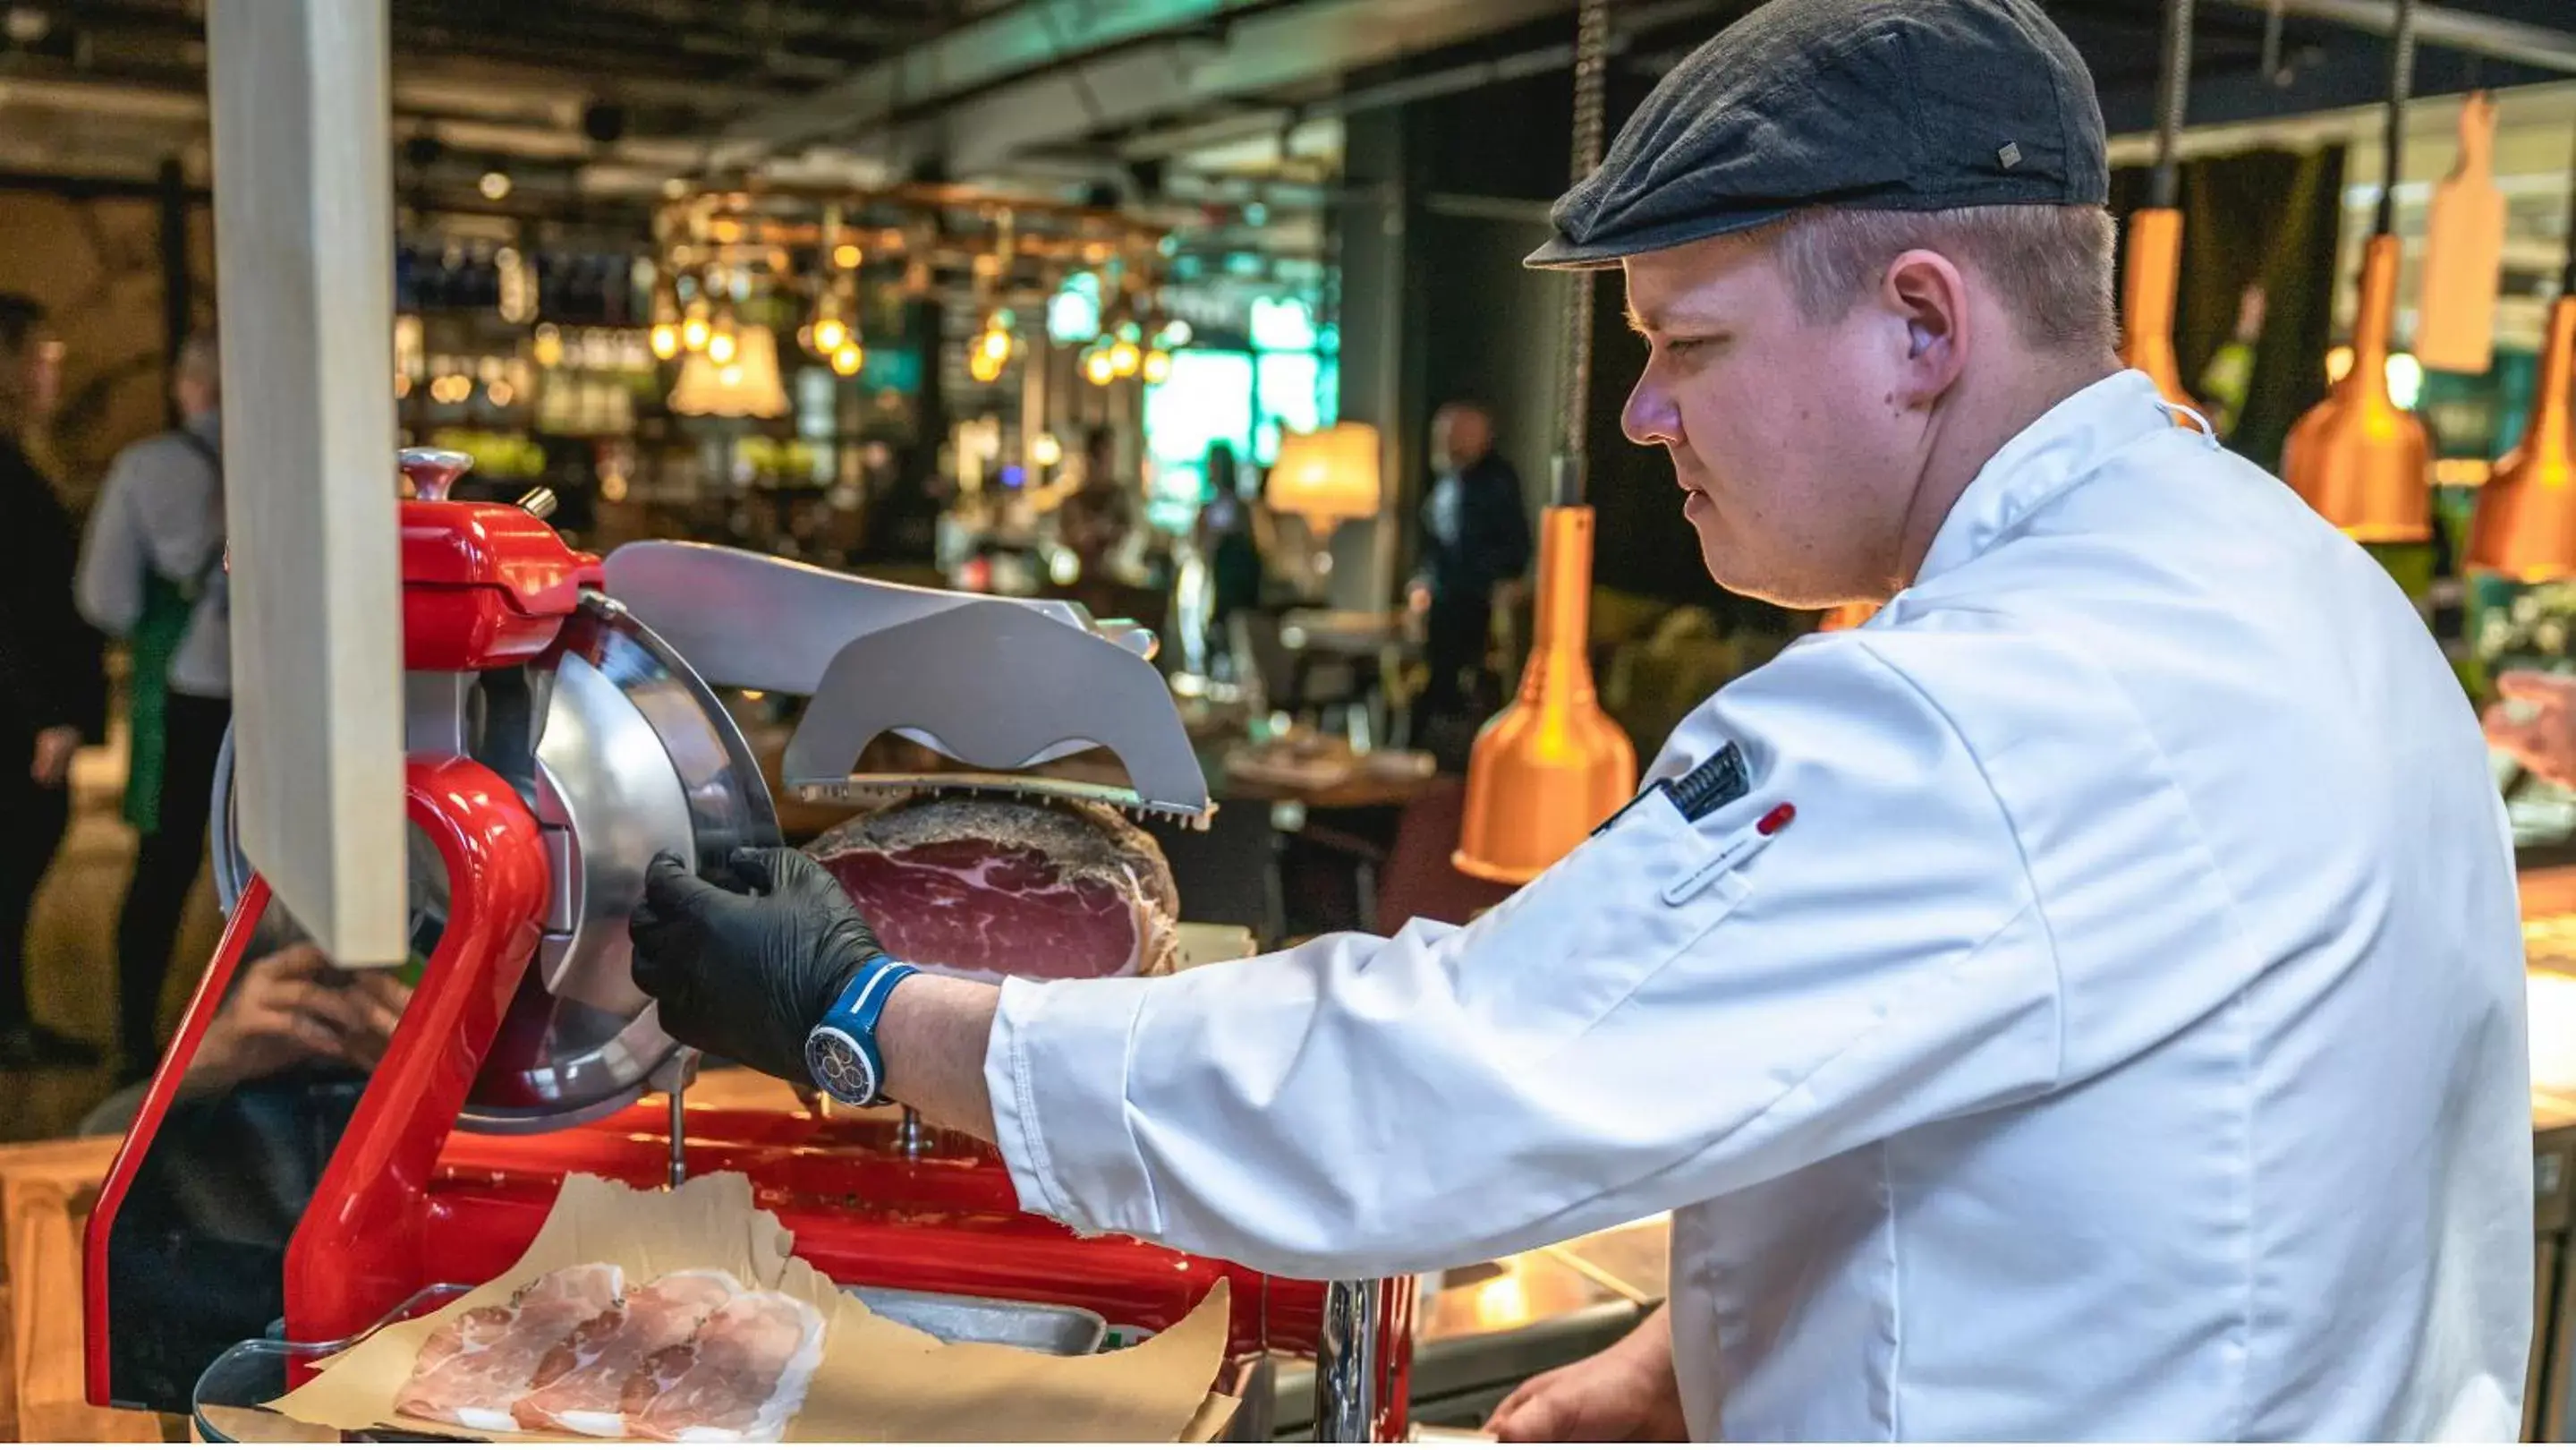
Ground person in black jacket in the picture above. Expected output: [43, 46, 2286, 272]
[0, 293, 107, 1068]
[1408, 400, 1534, 721]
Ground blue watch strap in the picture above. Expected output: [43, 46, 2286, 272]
[818, 953, 915, 1105]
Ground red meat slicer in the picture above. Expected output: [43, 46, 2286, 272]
[85, 448, 1415, 1440]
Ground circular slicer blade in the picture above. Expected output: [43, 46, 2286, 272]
[211, 595, 778, 1132]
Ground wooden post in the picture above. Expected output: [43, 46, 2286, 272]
[204, 0, 408, 964]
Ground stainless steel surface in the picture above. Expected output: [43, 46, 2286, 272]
[397, 447, 474, 501]
[1314, 1278, 1382, 1442]
[848, 1286, 1109, 1356]
[463, 597, 780, 1132]
[895, 1105, 931, 1158]
[216, 596, 780, 1133]
[602, 540, 1135, 695]
[404, 671, 472, 759]
[515, 485, 558, 520]
[786, 598, 1212, 823]
[653, 1048, 699, 1188]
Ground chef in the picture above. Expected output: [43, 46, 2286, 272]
[629, 0, 2533, 1437]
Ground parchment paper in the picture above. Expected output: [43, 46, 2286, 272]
[260, 1173, 1234, 1442]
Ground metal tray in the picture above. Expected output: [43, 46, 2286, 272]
[193, 1281, 1109, 1442]
[848, 1284, 1107, 1356]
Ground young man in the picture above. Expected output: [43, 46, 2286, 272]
[0, 293, 106, 1069]
[79, 330, 231, 1079]
[630, 0, 2529, 1437]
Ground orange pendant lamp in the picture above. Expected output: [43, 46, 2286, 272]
[1455, 0, 1637, 885]
[2121, 0, 2198, 413]
[2280, 0, 2433, 544]
[2463, 124, 2576, 582]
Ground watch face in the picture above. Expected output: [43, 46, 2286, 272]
[804, 1028, 878, 1105]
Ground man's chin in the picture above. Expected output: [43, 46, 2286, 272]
[1699, 554, 1849, 611]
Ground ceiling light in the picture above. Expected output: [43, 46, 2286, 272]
[479, 170, 512, 201]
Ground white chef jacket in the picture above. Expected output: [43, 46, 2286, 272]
[984, 371, 2533, 1440]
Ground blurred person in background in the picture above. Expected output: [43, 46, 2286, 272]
[1192, 440, 1269, 679]
[0, 292, 106, 1069]
[1408, 400, 1532, 721]
[1058, 425, 1136, 583]
[80, 329, 230, 1081]
[2485, 670, 2576, 788]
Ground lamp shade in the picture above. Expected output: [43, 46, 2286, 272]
[1453, 506, 1638, 884]
[1266, 422, 1382, 533]
[2281, 235, 2432, 542]
[2465, 294, 2576, 581]
[668, 323, 789, 419]
[2119, 208, 2198, 414]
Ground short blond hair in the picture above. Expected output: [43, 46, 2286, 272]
[1753, 204, 2116, 355]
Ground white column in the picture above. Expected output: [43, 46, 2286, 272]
[206, 0, 408, 964]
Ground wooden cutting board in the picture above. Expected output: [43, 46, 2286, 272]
[2418, 91, 2508, 376]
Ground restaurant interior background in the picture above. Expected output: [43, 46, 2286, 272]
[7, 0, 2576, 1440]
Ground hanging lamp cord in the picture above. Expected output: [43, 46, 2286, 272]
[1552, 0, 1613, 508]
[2151, 0, 2195, 210]
[2375, 0, 2417, 238]
[2561, 110, 2576, 296]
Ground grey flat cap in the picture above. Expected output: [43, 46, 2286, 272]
[1528, 0, 2110, 269]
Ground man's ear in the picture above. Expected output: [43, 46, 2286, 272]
[1882, 250, 1969, 409]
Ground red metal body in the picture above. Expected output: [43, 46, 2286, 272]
[398, 498, 602, 670]
[284, 756, 549, 1345]
[84, 487, 1418, 1437]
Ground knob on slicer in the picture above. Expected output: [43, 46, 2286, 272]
[398, 447, 473, 500]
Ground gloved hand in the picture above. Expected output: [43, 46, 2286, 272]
[629, 848, 884, 1087]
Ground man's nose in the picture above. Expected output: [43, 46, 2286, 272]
[1623, 367, 1680, 448]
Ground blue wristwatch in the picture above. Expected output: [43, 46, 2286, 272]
[803, 953, 917, 1107]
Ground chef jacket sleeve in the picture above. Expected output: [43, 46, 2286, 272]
[984, 633, 2068, 1280]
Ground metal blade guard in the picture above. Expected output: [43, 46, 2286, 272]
[603, 542, 1211, 825]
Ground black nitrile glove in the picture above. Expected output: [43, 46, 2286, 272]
[630, 848, 882, 1088]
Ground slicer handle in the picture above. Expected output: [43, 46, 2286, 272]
[398, 447, 474, 500]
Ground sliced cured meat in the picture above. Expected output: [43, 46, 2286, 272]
[395, 1263, 625, 1432]
[808, 795, 1180, 982]
[621, 1290, 823, 1443]
[512, 1270, 742, 1437]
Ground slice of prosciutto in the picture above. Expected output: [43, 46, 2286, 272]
[395, 1263, 625, 1433]
[808, 795, 1181, 982]
[621, 1290, 824, 1443]
[511, 1270, 742, 1437]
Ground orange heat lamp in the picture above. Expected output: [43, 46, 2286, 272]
[2282, 235, 2433, 543]
[2120, 0, 2199, 415]
[2281, 0, 2431, 545]
[1454, 0, 1637, 885]
[2464, 295, 2576, 579]
[2121, 209, 2198, 414]
[2464, 127, 2576, 582]
[1454, 507, 1638, 884]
